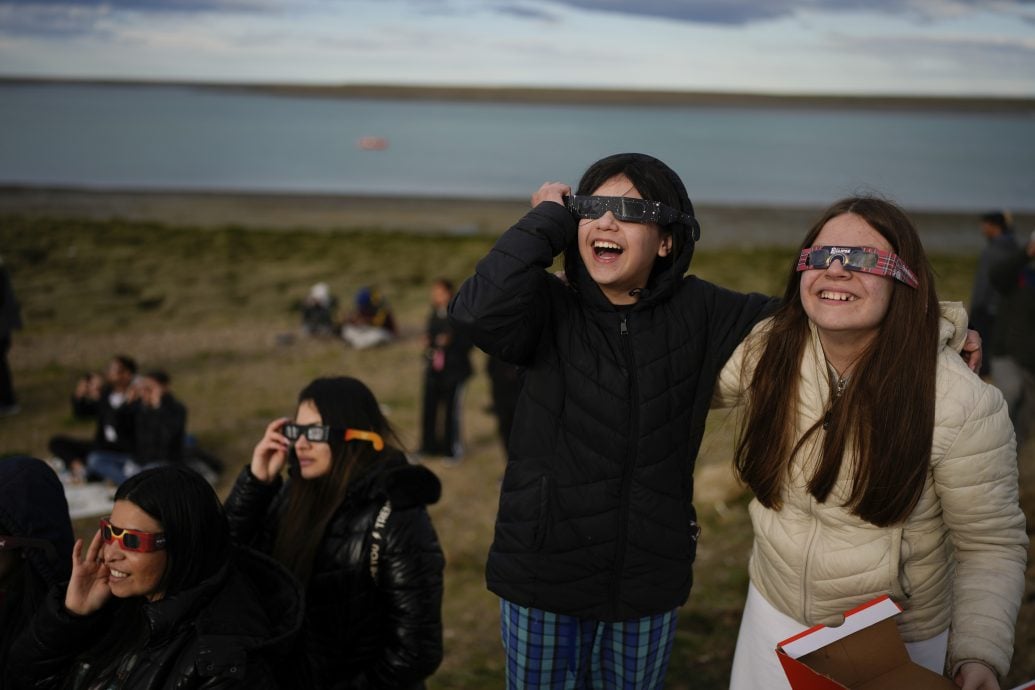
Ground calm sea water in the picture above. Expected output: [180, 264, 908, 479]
[1, 83, 1033, 212]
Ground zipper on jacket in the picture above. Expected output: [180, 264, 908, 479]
[800, 496, 820, 623]
[611, 312, 637, 618]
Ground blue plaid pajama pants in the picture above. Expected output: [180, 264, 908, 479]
[500, 598, 679, 689]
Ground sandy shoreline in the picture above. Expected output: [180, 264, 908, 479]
[3, 186, 1028, 253]
[5, 77, 1034, 113]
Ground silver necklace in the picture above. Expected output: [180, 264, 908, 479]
[824, 372, 849, 430]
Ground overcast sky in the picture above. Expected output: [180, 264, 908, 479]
[1, 0, 1033, 96]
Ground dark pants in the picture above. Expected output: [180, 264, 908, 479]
[48, 435, 94, 465]
[420, 373, 466, 458]
[49, 436, 112, 481]
[0, 334, 14, 407]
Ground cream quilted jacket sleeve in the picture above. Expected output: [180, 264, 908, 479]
[932, 349, 1027, 678]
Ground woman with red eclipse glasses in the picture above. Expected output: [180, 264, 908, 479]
[9, 464, 303, 689]
[713, 197, 1027, 690]
[224, 376, 445, 690]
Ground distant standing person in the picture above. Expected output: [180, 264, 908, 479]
[970, 211, 1017, 376]
[0, 255, 22, 417]
[420, 278, 472, 461]
[990, 229, 1035, 446]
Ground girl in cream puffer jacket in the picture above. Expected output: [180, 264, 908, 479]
[716, 197, 1027, 689]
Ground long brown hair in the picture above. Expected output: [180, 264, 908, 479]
[273, 377, 400, 583]
[734, 197, 940, 526]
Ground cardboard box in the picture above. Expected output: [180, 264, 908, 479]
[776, 595, 956, 689]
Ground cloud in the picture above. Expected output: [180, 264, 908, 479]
[493, 3, 558, 21]
[0, 0, 278, 38]
[1, 0, 271, 10]
[525, 0, 1035, 26]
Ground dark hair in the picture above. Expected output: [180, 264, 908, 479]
[432, 277, 454, 293]
[112, 355, 138, 376]
[734, 196, 939, 526]
[273, 377, 399, 582]
[564, 152, 698, 290]
[143, 370, 170, 386]
[980, 211, 1011, 233]
[115, 464, 230, 596]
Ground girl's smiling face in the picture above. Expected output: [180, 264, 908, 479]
[577, 174, 672, 305]
[799, 212, 896, 355]
[103, 500, 168, 601]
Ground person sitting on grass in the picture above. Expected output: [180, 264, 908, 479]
[341, 286, 398, 349]
[48, 354, 138, 483]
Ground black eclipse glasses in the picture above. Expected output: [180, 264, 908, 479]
[281, 423, 385, 451]
[796, 245, 919, 289]
[565, 195, 701, 241]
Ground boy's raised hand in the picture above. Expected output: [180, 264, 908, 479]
[532, 182, 571, 208]
[65, 530, 112, 616]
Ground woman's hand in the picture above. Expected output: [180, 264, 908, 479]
[531, 181, 571, 208]
[955, 662, 999, 690]
[64, 530, 111, 616]
[251, 417, 292, 484]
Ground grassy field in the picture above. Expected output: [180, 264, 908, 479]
[1, 212, 1031, 688]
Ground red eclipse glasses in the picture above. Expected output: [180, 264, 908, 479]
[100, 518, 167, 552]
[796, 245, 918, 288]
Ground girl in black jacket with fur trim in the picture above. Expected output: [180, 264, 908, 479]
[224, 376, 445, 690]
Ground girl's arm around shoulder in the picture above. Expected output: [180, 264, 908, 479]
[931, 360, 1027, 679]
[449, 200, 576, 364]
[682, 277, 780, 374]
[712, 317, 775, 410]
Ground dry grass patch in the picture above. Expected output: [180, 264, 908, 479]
[1, 214, 1030, 688]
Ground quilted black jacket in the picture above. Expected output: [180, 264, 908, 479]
[224, 452, 444, 690]
[449, 201, 774, 621]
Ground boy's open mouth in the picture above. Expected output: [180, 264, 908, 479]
[593, 240, 624, 258]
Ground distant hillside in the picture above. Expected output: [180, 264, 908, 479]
[2, 76, 1033, 112]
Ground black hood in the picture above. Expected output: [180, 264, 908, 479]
[563, 152, 700, 310]
[0, 456, 74, 587]
[349, 450, 442, 509]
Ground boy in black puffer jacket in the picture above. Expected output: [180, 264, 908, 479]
[450, 153, 777, 688]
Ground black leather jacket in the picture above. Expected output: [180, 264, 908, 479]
[224, 452, 445, 690]
[9, 547, 304, 689]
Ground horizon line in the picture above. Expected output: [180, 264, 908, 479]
[2, 75, 1034, 112]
